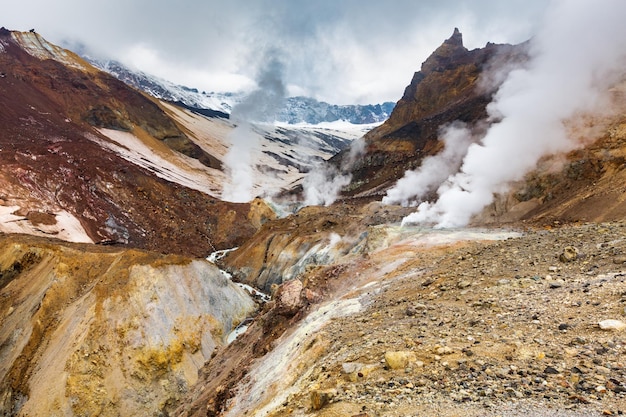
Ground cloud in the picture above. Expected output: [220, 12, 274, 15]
[2, 0, 548, 104]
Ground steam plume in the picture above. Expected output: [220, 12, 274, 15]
[303, 164, 351, 206]
[399, 0, 626, 227]
[382, 122, 475, 206]
[221, 55, 286, 202]
[301, 135, 366, 206]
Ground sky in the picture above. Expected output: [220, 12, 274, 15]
[2, 0, 549, 105]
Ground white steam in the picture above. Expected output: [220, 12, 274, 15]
[383, 122, 475, 206]
[399, 0, 626, 227]
[301, 135, 367, 207]
[221, 123, 258, 202]
[303, 164, 351, 207]
[221, 55, 286, 203]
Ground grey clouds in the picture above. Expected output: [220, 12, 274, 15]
[4, 0, 549, 104]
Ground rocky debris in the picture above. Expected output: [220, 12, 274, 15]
[257, 221, 626, 416]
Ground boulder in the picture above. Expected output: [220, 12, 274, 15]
[275, 279, 305, 316]
[559, 246, 579, 262]
[384, 351, 417, 370]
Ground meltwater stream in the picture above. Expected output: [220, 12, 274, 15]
[207, 248, 271, 344]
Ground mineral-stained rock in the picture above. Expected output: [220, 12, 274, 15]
[310, 389, 337, 411]
[275, 279, 305, 316]
[0, 234, 256, 417]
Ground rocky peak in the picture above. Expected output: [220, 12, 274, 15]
[446, 27, 463, 46]
[324, 29, 527, 199]
[420, 27, 469, 74]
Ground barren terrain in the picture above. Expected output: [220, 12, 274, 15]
[255, 221, 626, 416]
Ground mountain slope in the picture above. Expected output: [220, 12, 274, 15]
[171, 29, 626, 416]
[2, 26, 626, 417]
[0, 28, 257, 256]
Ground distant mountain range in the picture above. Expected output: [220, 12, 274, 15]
[87, 58, 395, 125]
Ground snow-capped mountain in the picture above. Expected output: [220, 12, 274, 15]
[87, 58, 395, 125]
[279, 96, 395, 124]
[87, 59, 239, 115]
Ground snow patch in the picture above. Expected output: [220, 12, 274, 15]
[0, 205, 93, 243]
[275, 119, 380, 135]
[94, 129, 224, 196]
[162, 104, 360, 200]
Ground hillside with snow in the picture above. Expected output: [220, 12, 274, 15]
[87, 58, 395, 125]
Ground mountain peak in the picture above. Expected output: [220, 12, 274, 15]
[445, 27, 463, 47]
[420, 28, 468, 73]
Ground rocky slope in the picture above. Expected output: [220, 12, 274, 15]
[171, 30, 626, 417]
[0, 234, 256, 416]
[174, 203, 626, 416]
[2, 26, 626, 417]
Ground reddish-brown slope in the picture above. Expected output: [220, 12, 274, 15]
[0, 29, 254, 256]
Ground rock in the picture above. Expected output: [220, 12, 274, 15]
[559, 246, 579, 262]
[457, 280, 471, 289]
[342, 362, 363, 374]
[310, 389, 336, 410]
[384, 351, 417, 370]
[341, 362, 376, 382]
[435, 346, 454, 355]
[544, 366, 560, 375]
[304, 288, 321, 303]
[612, 255, 626, 264]
[598, 319, 626, 331]
[405, 305, 417, 316]
[275, 279, 305, 316]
